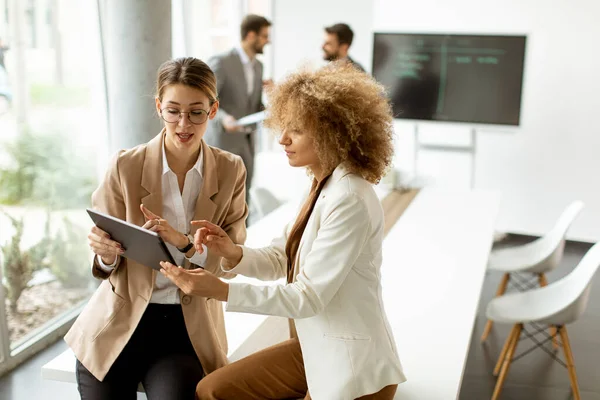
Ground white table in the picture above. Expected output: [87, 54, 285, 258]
[43, 186, 500, 400]
[384, 187, 501, 399]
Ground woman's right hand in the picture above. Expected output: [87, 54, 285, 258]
[88, 226, 125, 265]
[190, 220, 242, 265]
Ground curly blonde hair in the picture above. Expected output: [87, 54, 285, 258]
[264, 62, 395, 184]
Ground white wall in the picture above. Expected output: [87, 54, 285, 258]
[375, 0, 600, 242]
[271, 0, 600, 241]
[257, 0, 374, 202]
[271, 0, 373, 79]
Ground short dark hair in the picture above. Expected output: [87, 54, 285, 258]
[325, 23, 354, 46]
[240, 14, 271, 40]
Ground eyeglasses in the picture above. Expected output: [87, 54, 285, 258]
[160, 108, 210, 125]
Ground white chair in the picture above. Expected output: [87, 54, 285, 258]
[485, 240, 600, 400]
[481, 201, 584, 342]
[250, 187, 282, 220]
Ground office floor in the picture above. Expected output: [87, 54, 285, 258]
[1, 236, 599, 400]
[0, 336, 147, 399]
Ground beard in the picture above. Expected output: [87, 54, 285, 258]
[323, 50, 339, 62]
[254, 43, 264, 54]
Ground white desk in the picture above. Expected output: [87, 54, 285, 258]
[42, 186, 500, 400]
[385, 187, 500, 399]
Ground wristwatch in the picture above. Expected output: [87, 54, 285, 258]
[177, 234, 194, 253]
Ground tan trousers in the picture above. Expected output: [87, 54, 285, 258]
[195, 338, 397, 400]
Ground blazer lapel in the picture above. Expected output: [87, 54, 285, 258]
[295, 209, 315, 271]
[177, 141, 217, 271]
[138, 131, 165, 290]
[140, 131, 164, 217]
[192, 140, 218, 225]
[295, 166, 349, 271]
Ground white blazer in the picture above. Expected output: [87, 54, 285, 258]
[225, 165, 406, 400]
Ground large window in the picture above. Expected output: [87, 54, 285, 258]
[0, 0, 275, 376]
[0, 0, 106, 372]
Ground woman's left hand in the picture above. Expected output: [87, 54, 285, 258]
[140, 204, 189, 249]
[160, 261, 229, 302]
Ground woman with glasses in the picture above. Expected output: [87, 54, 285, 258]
[65, 57, 248, 400]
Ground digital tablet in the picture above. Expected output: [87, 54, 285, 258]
[234, 111, 265, 127]
[86, 208, 176, 270]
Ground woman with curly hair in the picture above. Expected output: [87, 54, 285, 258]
[160, 62, 406, 400]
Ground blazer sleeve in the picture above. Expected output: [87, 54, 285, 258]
[208, 55, 231, 123]
[202, 156, 248, 279]
[90, 151, 127, 280]
[222, 224, 290, 282]
[222, 188, 307, 281]
[225, 193, 370, 319]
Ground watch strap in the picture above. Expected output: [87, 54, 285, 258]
[177, 234, 194, 253]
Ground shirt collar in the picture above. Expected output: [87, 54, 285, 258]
[162, 139, 203, 177]
[236, 46, 254, 66]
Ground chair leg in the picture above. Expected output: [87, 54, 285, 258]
[559, 326, 581, 400]
[493, 324, 519, 376]
[481, 273, 510, 342]
[538, 274, 559, 349]
[494, 325, 517, 377]
[492, 323, 523, 400]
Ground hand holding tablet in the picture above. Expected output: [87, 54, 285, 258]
[87, 208, 176, 270]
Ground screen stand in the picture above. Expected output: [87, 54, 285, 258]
[413, 125, 477, 188]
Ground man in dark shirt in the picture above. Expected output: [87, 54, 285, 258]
[322, 23, 365, 72]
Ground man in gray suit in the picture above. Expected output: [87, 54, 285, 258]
[205, 15, 272, 206]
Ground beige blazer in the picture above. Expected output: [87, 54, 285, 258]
[225, 165, 406, 399]
[65, 132, 248, 381]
